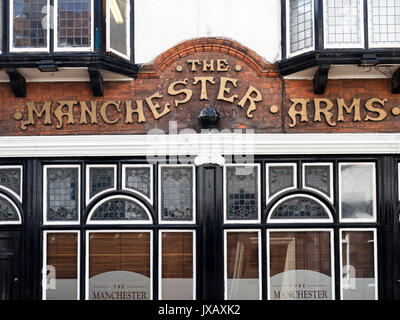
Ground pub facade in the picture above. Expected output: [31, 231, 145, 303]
[0, 0, 400, 301]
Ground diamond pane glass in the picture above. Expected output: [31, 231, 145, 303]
[57, 0, 92, 48]
[368, 0, 400, 46]
[270, 197, 330, 220]
[325, 0, 362, 46]
[268, 166, 294, 198]
[0, 197, 19, 222]
[160, 166, 194, 222]
[13, 0, 48, 49]
[89, 167, 115, 200]
[91, 198, 149, 221]
[0, 168, 21, 197]
[304, 165, 331, 197]
[289, 0, 314, 54]
[125, 167, 151, 200]
[226, 166, 259, 221]
[47, 168, 78, 222]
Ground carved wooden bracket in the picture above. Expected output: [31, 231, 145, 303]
[313, 65, 330, 94]
[6, 68, 26, 98]
[88, 67, 104, 97]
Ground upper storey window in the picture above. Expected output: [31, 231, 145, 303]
[6, 0, 131, 60]
[287, 0, 314, 56]
[285, 0, 400, 58]
[324, 0, 364, 48]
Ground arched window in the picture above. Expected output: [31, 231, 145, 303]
[267, 194, 333, 223]
[87, 195, 153, 224]
[0, 193, 22, 224]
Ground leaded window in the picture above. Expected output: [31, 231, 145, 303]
[159, 165, 195, 223]
[266, 163, 296, 202]
[288, 0, 314, 55]
[268, 195, 332, 222]
[368, 0, 400, 47]
[88, 196, 151, 223]
[55, 0, 93, 51]
[224, 164, 260, 223]
[44, 166, 80, 224]
[0, 166, 22, 201]
[11, 0, 49, 51]
[324, 0, 363, 48]
[0, 194, 21, 223]
[122, 165, 152, 203]
[303, 163, 333, 202]
[86, 165, 116, 203]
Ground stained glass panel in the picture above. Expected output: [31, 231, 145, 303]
[268, 165, 295, 199]
[270, 196, 330, 220]
[46, 167, 79, 222]
[90, 198, 149, 222]
[226, 166, 259, 221]
[0, 168, 21, 197]
[88, 167, 115, 201]
[304, 165, 331, 198]
[160, 166, 194, 222]
[124, 167, 151, 200]
[0, 197, 19, 222]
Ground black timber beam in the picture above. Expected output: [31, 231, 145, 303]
[392, 67, 400, 94]
[313, 64, 330, 94]
[6, 68, 26, 98]
[88, 67, 104, 97]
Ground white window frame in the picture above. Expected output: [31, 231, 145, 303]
[53, 0, 94, 52]
[323, 0, 365, 49]
[338, 162, 377, 223]
[106, 0, 131, 60]
[42, 230, 80, 300]
[302, 162, 334, 203]
[85, 164, 117, 205]
[122, 164, 153, 204]
[266, 228, 335, 300]
[266, 163, 297, 203]
[0, 165, 23, 203]
[267, 193, 333, 223]
[286, 0, 315, 58]
[223, 163, 261, 224]
[0, 193, 22, 225]
[158, 164, 196, 225]
[43, 164, 81, 226]
[224, 229, 262, 301]
[85, 229, 153, 300]
[87, 194, 153, 225]
[158, 230, 196, 300]
[9, 0, 51, 53]
[339, 228, 378, 300]
[367, 0, 400, 49]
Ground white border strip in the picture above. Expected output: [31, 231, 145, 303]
[338, 162, 377, 223]
[85, 164, 117, 205]
[223, 163, 261, 224]
[42, 230, 80, 300]
[87, 194, 153, 224]
[266, 163, 297, 203]
[266, 228, 335, 300]
[85, 229, 153, 301]
[158, 230, 196, 300]
[224, 229, 262, 300]
[0, 165, 23, 202]
[158, 164, 196, 225]
[122, 164, 153, 204]
[43, 165, 81, 226]
[1, 133, 400, 158]
[339, 228, 378, 300]
[302, 162, 334, 203]
[0, 193, 22, 225]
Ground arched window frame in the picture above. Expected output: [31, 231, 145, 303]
[0, 192, 22, 225]
[267, 193, 334, 224]
[87, 194, 153, 225]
